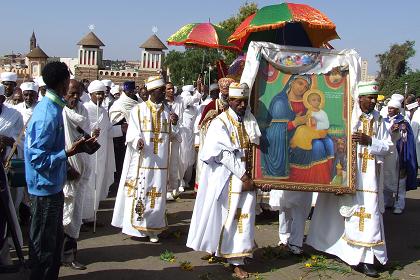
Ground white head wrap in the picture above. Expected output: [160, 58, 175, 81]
[88, 80, 106, 94]
[146, 76, 165, 91]
[209, 83, 219, 92]
[182, 85, 194, 92]
[387, 99, 401, 110]
[110, 85, 120, 95]
[390, 93, 404, 104]
[102, 79, 112, 87]
[1, 72, 17, 83]
[20, 82, 39, 92]
[35, 76, 46, 87]
[229, 82, 250, 99]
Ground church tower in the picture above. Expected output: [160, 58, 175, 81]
[30, 31, 36, 52]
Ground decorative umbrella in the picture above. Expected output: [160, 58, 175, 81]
[167, 22, 240, 52]
[228, 3, 339, 50]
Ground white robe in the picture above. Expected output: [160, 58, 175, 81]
[111, 100, 179, 237]
[166, 96, 183, 191]
[307, 110, 392, 265]
[62, 103, 91, 238]
[82, 101, 121, 220]
[109, 93, 139, 125]
[0, 105, 24, 159]
[187, 108, 257, 259]
[269, 190, 312, 247]
[410, 109, 420, 166]
[179, 90, 201, 178]
[15, 102, 37, 127]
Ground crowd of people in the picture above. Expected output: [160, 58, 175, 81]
[0, 61, 419, 279]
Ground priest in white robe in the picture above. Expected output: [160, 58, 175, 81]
[306, 81, 392, 278]
[82, 80, 123, 222]
[187, 83, 267, 279]
[112, 76, 179, 243]
[0, 72, 18, 106]
[165, 82, 183, 200]
[0, 84, 24, 266]
[109, 81, 139, 188]
[179, 84, 201, 190]
[61, 80, 92, 270]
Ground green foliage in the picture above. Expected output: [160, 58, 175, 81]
[164, 2, 257, 85]
[219, 2, 258, 65]
[159, 250, 176, 263]
[164, 48, 222, 86]
[380, 70, 420, 97]
[376, 40, 416, 92]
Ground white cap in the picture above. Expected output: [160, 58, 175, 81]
[406, 102, 419, 110]
[182, 85, 194, 92]
[35, 76, 46, 87]
[20, 82, 39, 92]
[229, 82, 250, 99]
[209, 83, 219, 92]
[390, 93, 404, 104]
[357, 81, 379, 96]
[110, 85, 120, 95]
[0, 84, 4, 96]
[102, 79, 112, 87]
[88, 80, 106, 94]
[146, 76, 165, 91]
[387, 99, 401, 109]
[1, 72, 17, 83]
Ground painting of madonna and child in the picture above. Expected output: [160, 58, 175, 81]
[252, 59, 354, 193]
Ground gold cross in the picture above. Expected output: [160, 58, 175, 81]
[141, 117, 149, 129]
[230, 132, 236, 145]
[146, 187, 161, 209]
[353, 207, 371, 232]
[124, 180, 136, 197]
[161, 119, 169, 132]
[150, 137, 164, 154]
[234, 208, 249, 234]
[358, 148, 374, 173]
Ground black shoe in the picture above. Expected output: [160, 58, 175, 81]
[355, 263, 379, 278]
[63, 261, 87, 270]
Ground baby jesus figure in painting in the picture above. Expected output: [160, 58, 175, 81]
[290, 89, 329, 150]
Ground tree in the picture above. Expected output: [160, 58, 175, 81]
[376, 40, 416, 93]
[219, 2, 258, 65]
[165, 48, 222, 86]
[163, 2, 257, 86]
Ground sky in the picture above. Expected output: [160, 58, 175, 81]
[2, 0, 419, 75]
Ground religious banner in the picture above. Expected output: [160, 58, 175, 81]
[240, 42, 361, 193]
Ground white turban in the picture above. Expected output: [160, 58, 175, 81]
[35, 76, 46, 87]
[146, 76, 165, 92]
[209, 83, 219, 92]
[390, 93, 404, 104]
[102, 79, 112, 87]
[182, 85, 194, 92]
[1, 72, 17, 83]
[20, 82, 39, 92]
[88, 80, 106, 94]
[0, 85, 4, 96]
[110, 85, 120, 95]
[229, 82, 250, 99]
[387, 99, 401, 110]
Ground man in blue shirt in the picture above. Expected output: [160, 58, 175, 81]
[24, 62, 96, 280]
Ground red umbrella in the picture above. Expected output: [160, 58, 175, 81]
[228, 3, 339, 50]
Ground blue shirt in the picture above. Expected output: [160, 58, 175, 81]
[24, 89, 67, 196]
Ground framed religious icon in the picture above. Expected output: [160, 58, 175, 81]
[241, 42, 359, 193]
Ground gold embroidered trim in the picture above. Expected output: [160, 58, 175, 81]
[226, 111, 249, 148]
[353, 207, 371, 232]
[356, 189, 378, 194]
[146, 187, 161, 209]
[342, 235, 384, 247]
[146, 100, 164, 154]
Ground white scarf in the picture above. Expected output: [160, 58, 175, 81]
[109, 93, 139, 124]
